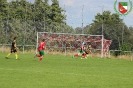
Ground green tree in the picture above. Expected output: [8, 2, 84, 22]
[87, 11, 131, 50]
[75, 27, 82, 34]
[49, 0, 66, 32]
[0, 0, 8, 20]
[0, 0, 74, 47]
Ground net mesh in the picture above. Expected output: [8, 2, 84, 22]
[37, 32, 111, 57]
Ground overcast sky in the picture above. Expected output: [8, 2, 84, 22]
[8, 0, 133, 28]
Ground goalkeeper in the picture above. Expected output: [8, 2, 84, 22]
[6, 37, 18, 59]
[81, 45, 92, 59]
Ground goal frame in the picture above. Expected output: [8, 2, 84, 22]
[36, 32, 106, 58]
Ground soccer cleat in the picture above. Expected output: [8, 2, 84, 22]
[34, 54, 36, 58]
[81, 57, 86, 60]
[72, 55, 74, 58]
[85, 56, 87, 59]
[86, 55, 89, 57]
[39, 58, 43, 62]
[5, 57, 8, 59]
[39, 59, 42, 62]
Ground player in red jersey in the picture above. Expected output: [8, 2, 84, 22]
[34, 39, 46, 62]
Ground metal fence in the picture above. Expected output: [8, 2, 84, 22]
[0, 20, 37, 53]
[0, 20, 132, 53]
[0, 20, 72, 53]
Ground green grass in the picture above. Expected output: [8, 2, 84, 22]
[0, 53, 133, 88]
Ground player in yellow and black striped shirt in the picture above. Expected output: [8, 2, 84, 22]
[6, 37, 18, 59]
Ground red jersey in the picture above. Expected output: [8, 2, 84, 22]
[38, 42, 46, 51]
[81, 45, 85, 50]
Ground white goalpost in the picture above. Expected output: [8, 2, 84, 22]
[36, 32, 111, 58]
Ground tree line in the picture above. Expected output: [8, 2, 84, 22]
[76, 11, 133, 51]
[0, 0, 74, 46]
[0, 0, 133, 51]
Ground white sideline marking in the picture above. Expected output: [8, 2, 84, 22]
[0, 68, 41, 73]
[0, 68, 129, 80]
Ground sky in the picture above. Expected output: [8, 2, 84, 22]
[8, 0, 133, 28]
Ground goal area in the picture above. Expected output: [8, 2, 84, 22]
[36, 32, 111, 58]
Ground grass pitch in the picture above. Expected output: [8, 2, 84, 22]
[0, 53, 133, 88]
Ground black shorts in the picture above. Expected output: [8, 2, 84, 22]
[85, 49, 91, 54]
[85, 51, 89, 54]
[11, 48, 17, 53]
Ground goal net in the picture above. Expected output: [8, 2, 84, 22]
[36, 32, 111, 58]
